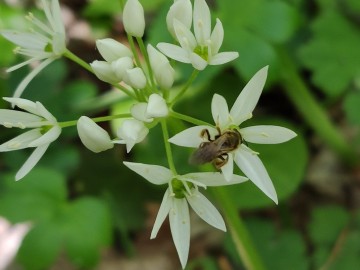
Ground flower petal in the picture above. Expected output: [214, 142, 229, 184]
[166, 0, 192, 39]
[35, 101, 57, 123]
[209, 51, 239, 65]
[180, 172, 248, 186]
[241, 125, 297, 144]
[169, 125, 218, 148]
[146, 94, 168, 118]
[131, 103, 153, 122]
[173, 19, 197, 51]
[157, 43, 190, 63]
[15, 144, 50, 181]
[3, 98, 37, 115]
[0, 109, 42, 128]
[211, 94, 230, 129]
[169, 197, 190, 269]
[28, 125, 61, 147]
[186, 191, 226, 231]
[210, 19, 224, 55]
[193, 0, 211, 45]
[189, 52, 208, 70]
[234, 145, 278, 204]
[151, 188, 172, 239]
[123, 161, 172, 185]
[230, 66, 269, 125]
[0, 129, 42, 152]
[220, 153, 233, 182]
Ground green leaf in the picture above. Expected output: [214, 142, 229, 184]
[298, 10, 360, 96]
[309, 206, 350, 245]
[343, 91, 360, 125]
[218, 0, 299, 81]
[82, 0, 121, 17]
[16, 222, 63, 270]
[224, 119, 308, 209]
[63, 197, 112, 268]
[0, 168, 67, 223]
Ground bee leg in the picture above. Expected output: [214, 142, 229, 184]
[214, 126, 222, 139]
[200, 129, 213, 141]
[213, 153, 229, 169]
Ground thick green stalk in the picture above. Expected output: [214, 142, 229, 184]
[64, 49, 93, 73]
[279, 49, 358, 166]
[211, 187, 266, 270]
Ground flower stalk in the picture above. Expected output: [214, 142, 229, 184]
[278, 48, 358, 166]
[211, 187, 266, 270]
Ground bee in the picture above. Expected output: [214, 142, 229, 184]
[190, 128, 243, 169]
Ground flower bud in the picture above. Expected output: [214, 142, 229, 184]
[123, 67, 147, 89]
[147, 44, 175, 89]
[146, 94, 168, 118]
[131, 103, 153, 123]
[90, 60, 119, 84]
[96, 38, 133, 62]
[77, 116, 114, 153]
[111, 56, 134, 81]
[115, 119, 149, 152]
[166, 0, 192, 39]
[123, 0, 145, 37]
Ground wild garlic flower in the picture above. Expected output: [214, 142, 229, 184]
[91, 38, 133, 84]
[0, 0, 66, 99]
[91, 38, 147, 89]
[123, 0, 145, 38]
[169, 66, 297, 204]
[158, 0, 239, 70]
[77, 116, 114, 153]
[131, 93, 169, 123]
[123, 161, 248, 269]
[166, 0, 192, 39]
[147, 44, 175, 89]
[114, 119, 149, 153]
[0, 97, 61, 181]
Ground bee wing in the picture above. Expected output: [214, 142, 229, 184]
[189, 143, 220, 165]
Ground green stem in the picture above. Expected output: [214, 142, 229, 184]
[211, 187, 266, 270]
[170, 70, 199, 106]
[64, 49, 93, 73]
[113, 84, 137, 100]
[127, 34, 142, 68]
[136, 37, 156, 90]
[59, 113, 131, 128]
[170, 111, 214, 127]
[278, 49, 358, 166]
[160, 119, 177, 174]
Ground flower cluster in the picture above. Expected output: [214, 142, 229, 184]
[0, 0, 297, 268]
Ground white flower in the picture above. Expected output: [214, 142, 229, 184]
[166, 0, 193, 39]
[122, 67, 147, 89]
[157, 0, 238, 70]
[123, 0, 145, 37]
[0, 217, 31, 270]
[0, 97, 61, 180]
[77, 116, 114, 153]
[169, 66, 297, 204]
[91, 38, 134, 84]
[114, 119, 149, 153]
[131, 93, 169, 123]
[123, 161, 248, 269]
[147, 44, 175, 89]
[0, 0, 66, 99]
